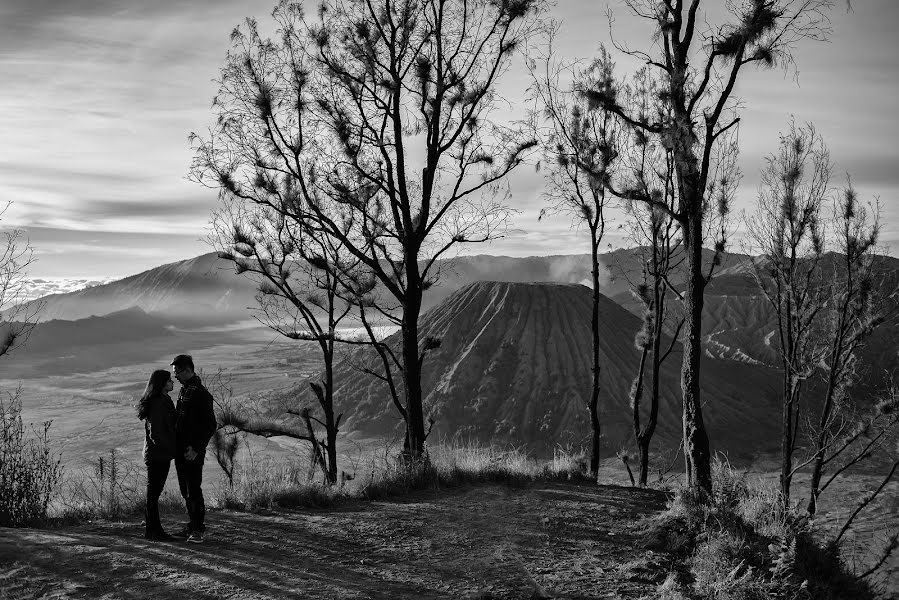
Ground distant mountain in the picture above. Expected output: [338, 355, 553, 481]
[12, 248, 751, 325]
[0, 307, 176, 378]
[613, 253, 899, 373]
[14, 253, 259, 325]
[330, 281, 782, 459]
[8, 306, 172, 353]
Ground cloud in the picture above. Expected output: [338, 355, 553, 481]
[20, 276, 119, 302]
[2, 0, 897, 285]
[9, 226, 210, 278]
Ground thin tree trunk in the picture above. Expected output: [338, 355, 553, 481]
[681, 220, 712, 495]
[780, 373, 795, 504]
[632, 344, 649, 485]
[642, 262, 665, 487]
[323, 354, 338, 485]
[807, 309, 848, 515]
[807, 375, 839, 515]
[589, 228, 602, 477]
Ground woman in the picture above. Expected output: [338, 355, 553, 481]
[136, 369, 176, 541]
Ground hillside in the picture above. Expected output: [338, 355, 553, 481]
[332, 281, 781, 459]
[614, 254, 899, 374]
[12, 253, 259, 324]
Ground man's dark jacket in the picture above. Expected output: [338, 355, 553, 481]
[175, 375, 217, 456]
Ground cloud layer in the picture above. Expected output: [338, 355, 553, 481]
[1, 0, 897, 277]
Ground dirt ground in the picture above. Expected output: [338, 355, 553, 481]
[0, 481, 672, 600]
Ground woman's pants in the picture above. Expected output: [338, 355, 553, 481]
[145, 460, 171, 533]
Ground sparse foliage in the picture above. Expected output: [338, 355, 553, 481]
[191, 0, 546, 462]
[0, 201, 41, 359]
[213, 196, 354, 485]
[0, 390, 62, 527]
[746, 120, 831, 504]
[805, 190, 892, 515]
[0, 204, 51, 527]
[579, 0, 834, 494]
[530, 34, 619, 477]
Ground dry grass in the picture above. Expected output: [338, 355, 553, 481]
[356, 442, 587, 501]
[643, 458, 879, 600]
[38, 441, 588, 522]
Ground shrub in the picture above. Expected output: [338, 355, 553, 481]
[209, 457, 343, 511]
[0, 393, 62, 527]
[54, 449, 170, 522]
[646, 457, 877, 600]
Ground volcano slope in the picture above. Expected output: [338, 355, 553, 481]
[334, 281, 781, 460]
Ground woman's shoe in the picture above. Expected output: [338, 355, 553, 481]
[145, 529, 174, 541]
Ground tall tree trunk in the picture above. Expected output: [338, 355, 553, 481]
[323, 353, 338, 485]
[807, 372, 839, 515]
[632, 344, 649, 486]
[589, 228, 602, 477]
[681, 218, 712, 495]
[641, 261, 665, 487]
[779, 377, 799, 505]
[807, 306, 849, 515]
[402, 260, 426, 461]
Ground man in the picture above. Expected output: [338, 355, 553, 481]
[171, 354, 217, 543]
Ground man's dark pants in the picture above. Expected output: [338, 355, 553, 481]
[175, 456, 206, 533]
[145, 460, 171, 534]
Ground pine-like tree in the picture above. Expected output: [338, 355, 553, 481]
[577, 0, 833, 494]
[530, 40, 619, 478]
[746, 120, 831, 505]
[191, 0, 545, 461]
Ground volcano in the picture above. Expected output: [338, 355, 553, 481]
[334, 281, 782, 459]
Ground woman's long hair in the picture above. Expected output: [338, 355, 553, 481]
[137, 369, 171, 420]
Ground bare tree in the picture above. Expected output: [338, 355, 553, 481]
[529, 38, 619, 478]
[578, 0, 833, 494]
[0, 203, 41, 358]
[626, 208, 685, 487]
[614, 67, 686, 488]
[805, 189, 891, 515]
[210, 200, 362, 485]
[746, 120, 831, 504]
[191, 0, 545, 462]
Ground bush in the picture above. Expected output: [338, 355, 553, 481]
[55, 449, 151, 522]
[645, 457, 878, 600]
[0, 392, 62, 527]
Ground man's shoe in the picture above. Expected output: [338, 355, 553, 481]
[145, 530, 174, 541]
[186, 531, 204, 544]
[172, 526, 192, 538]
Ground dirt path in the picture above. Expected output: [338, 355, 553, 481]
[1, 481, 672, 599]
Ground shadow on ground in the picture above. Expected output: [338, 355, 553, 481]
[0, 481, 673, 600]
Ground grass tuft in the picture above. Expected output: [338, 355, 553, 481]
[644, 457, 879, 600]
[358, 442, 587, 501]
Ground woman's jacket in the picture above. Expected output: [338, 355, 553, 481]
[142, 393, 176, 463]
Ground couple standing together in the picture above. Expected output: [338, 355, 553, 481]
[136, 354, 217, 543]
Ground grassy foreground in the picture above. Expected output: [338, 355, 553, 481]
[3, 440, 894, 598]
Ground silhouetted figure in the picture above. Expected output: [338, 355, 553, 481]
[171, 354, 217, 543]
[137, 369, 176, 541]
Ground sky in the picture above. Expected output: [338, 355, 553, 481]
[0, 0, 897, 280]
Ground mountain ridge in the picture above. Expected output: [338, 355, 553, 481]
[328, 280, 782, 458]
